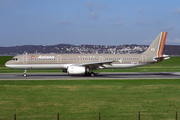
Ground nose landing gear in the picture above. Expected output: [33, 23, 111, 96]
[23, 70, 27, 77]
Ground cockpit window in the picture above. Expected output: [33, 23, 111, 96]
[12, 58, 18, 61]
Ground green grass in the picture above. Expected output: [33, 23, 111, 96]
[0, 56, 13, 67]
[0, 79, 180, 120]
[1, 56, 180, 73]
[1, 57, 180, 120]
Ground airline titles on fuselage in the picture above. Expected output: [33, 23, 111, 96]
[29, 55, 55, 60]
[38, 55, 55, 59]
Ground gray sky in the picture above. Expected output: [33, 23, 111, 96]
[1, 0, 180, 47]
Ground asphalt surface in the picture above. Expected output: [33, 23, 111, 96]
[0, 72, 180, 80]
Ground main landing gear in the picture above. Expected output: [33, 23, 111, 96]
[23, 70, 27, 77]
[90, 72, 95, 77]
[89, 69, 95, 77]
[85, 71, 95, 77]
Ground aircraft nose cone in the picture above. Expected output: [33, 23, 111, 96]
[5, 62, 8, 67]
[5, 61, 10, 68]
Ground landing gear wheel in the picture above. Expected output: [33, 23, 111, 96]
[23, 70, 27, 77]
[90, 72, 95, 77]
[23, 73, 27, 77]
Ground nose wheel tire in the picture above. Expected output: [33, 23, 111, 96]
[23, 70, 27, 77]
[23, 73, 27, 77]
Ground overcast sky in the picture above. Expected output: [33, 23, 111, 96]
[1, 0, 180, 47]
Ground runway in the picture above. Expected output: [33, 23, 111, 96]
[1, 72, 180, 80]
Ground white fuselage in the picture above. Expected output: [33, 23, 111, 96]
[5, 54, 153, 70]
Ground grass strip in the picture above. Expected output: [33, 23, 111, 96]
[0, 79, 180, 120]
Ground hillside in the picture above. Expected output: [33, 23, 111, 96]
[0, 44, 179, 55]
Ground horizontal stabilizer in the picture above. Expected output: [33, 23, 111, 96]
[154, 55, 170, 62]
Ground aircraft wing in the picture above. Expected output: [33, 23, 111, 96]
[82, 60, 114, 66]
[81, 60, 114, 69]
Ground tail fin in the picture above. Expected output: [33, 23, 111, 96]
[143, 32, 168, 57]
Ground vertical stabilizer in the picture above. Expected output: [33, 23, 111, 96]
[143, 32, 168, 57]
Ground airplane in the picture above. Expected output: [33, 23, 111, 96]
[5, 32, 170, 77]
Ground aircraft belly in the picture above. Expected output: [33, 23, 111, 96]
[7, 64, 65, 70]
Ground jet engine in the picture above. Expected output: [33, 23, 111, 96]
[67, 66, 88, 75]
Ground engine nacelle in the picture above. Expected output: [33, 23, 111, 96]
[67, 66, 88, 75]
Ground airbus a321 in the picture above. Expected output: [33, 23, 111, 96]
[5, 32, 170, 77]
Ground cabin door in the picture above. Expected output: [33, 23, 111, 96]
[57, 55, 62, 63]
[142, 55, 146, 63]
[23, 55, 27, 64]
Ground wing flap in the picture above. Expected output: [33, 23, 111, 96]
[81, 60, 114, 66]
